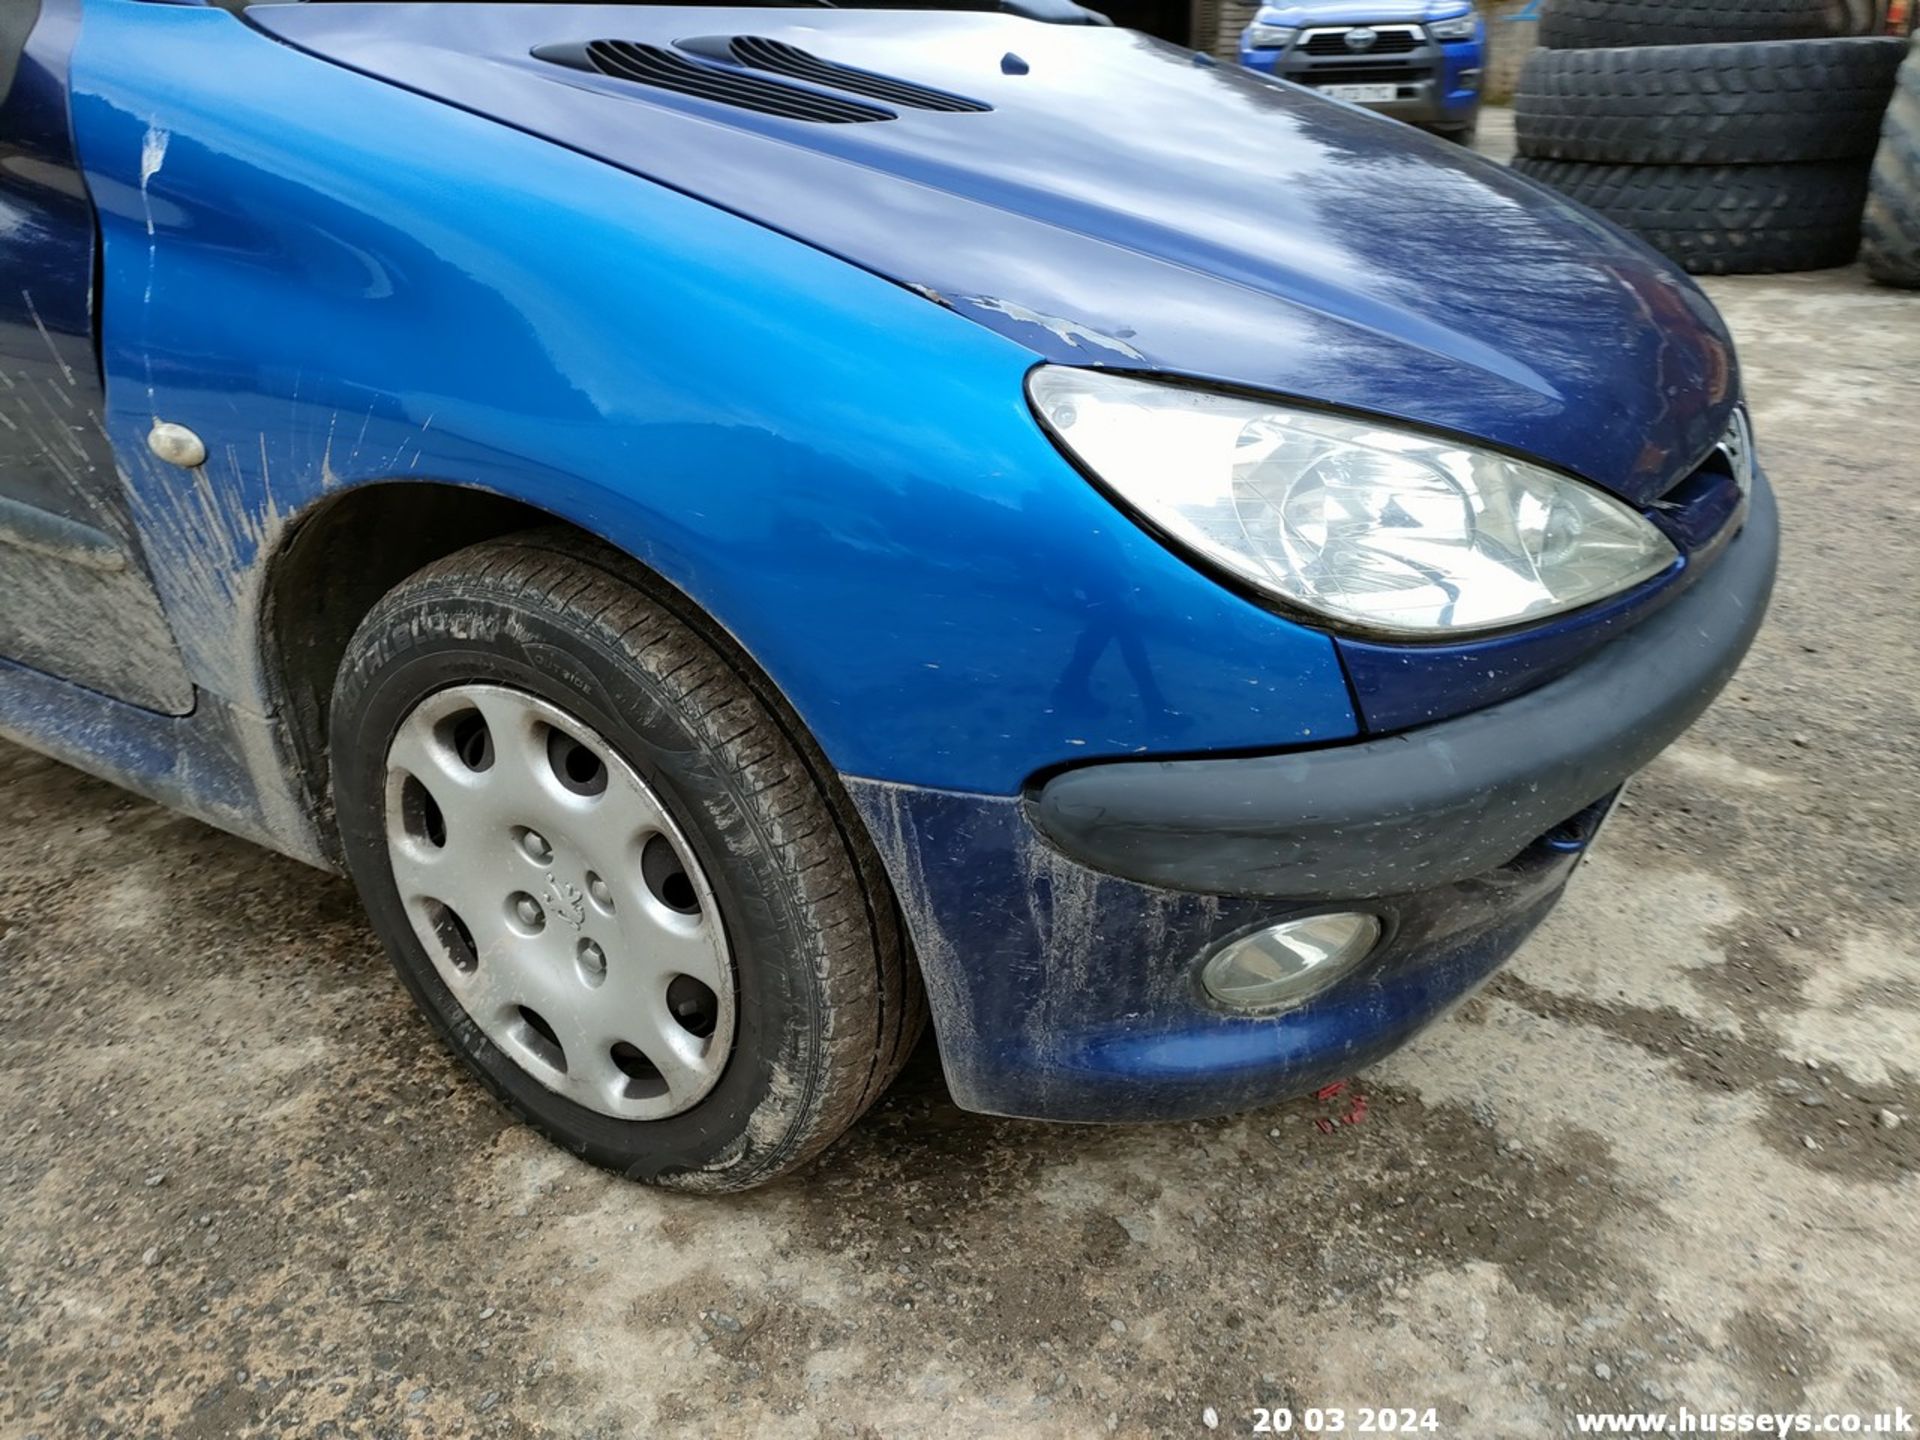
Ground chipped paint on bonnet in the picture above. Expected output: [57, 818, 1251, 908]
[954, 296, 1147, 363]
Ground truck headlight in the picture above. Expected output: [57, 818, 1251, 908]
[1028, 368, 1678, 638]
[1245, 22, 1299, 48]
[1427, 9, 1480, 39]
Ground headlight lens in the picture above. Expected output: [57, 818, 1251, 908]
[1427, 9, 1480, 39]
[1246, 22, 1299, 48]
[1028, 368, 1678, 637]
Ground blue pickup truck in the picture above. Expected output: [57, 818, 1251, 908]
[1240, 1, 1486, 141]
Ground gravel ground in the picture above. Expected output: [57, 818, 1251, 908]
[3, 118, 1917, 1439]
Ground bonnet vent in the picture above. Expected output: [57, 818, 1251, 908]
[726, 37, 992, 113]
[559, 40, 896, 123]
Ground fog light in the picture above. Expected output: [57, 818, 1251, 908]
[1201, 913, 1381, 1012]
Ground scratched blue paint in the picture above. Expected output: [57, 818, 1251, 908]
[848, 778, 1578, 1121]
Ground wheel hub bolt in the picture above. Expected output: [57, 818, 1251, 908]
[514, 895, 544, 928]
[521, 830, 552, 864]
[588, 874, 613, 910]
[578, 939, 607, 981]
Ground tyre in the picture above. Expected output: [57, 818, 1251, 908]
[329, 530, 924, 1192]
[1511, 157, 1871, 273]
[1515, 38, 1908, 165]
[1863, 41, 1920, 288]
[1537, 0, 1841, 50]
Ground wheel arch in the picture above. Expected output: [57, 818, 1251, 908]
[256, 480, 905, 948]
[261, 479, 551, 855]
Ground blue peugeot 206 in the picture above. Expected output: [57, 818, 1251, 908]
[1, 0, 1773, 1190]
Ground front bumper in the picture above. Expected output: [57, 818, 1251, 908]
[1034, 472, 1777, 900]
[1241, 32, 1483, 131]
[848, 473, 1776, 1122]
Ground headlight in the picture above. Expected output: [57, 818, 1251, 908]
[1246, 22, 1299, 48]
[1427, 9, 1480, 39]
[1028, 368, 1678, 638]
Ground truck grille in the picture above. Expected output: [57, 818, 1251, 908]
[1301, 26, 1422, 56]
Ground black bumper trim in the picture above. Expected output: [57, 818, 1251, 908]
[1028, 473, 1778, 901]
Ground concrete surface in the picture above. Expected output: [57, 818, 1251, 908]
[1480, 102, 1518, 164]
[3, 179, 1918, 1440]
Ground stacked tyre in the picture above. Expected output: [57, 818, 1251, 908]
[1862, 36, 1920, 287]
[1512, 0, 1910, 274]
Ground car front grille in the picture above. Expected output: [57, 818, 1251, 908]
[1300, 26, 1422, 56]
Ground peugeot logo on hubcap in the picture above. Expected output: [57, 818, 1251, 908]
[544, 873, 586, 931]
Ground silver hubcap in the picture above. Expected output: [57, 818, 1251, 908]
[383, 684, 734, 1120]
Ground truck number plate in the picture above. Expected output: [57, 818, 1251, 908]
[1322, 83, 1398, 101]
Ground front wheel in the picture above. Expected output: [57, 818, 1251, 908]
[329, 531, 923, 1192]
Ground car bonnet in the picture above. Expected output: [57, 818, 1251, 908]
[249, 2, 1739, 503]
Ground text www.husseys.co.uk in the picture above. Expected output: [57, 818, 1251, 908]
[1575, 1408, 1914, 1434]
